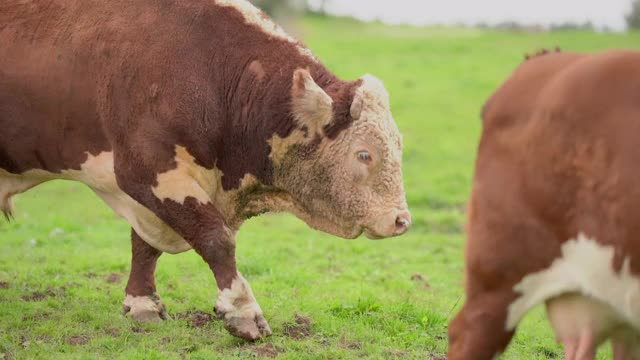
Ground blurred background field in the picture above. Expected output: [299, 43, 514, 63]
[2, 2, 640, 359]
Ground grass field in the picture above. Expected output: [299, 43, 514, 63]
[2, 15, 640, 360]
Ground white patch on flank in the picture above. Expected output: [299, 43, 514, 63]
[151, 146, 218, 205]
[69, 152, 193, 254]
[506, 233, 640, 332]
[215, 273, 264, 319]
[1, 147, 266, 252]
[215, 0, 315, 58]
[0, 152, 192, 253]
[123, 294, 163, 317]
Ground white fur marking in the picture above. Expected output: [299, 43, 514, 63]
[215, 0, 314, 58]
[215, 273, 263, 319]
[506, 233, 640, 331]
[151, 146, 215, 205]
[124, 295, 163, 316]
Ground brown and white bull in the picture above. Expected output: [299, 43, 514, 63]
[0, 0, 410, 340]
[448, 49, 640, 359]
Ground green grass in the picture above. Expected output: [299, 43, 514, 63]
[2, 16, 640, 359]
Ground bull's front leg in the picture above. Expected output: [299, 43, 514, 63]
[123, 229, 168, 322]
[114, 156, 271, 340]
[189, 218, 272, 340]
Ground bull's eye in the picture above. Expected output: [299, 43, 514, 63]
[357, 151, 371, 163]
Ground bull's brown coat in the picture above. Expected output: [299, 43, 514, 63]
[0, 0, 409, 340]
[448, 49, 640, 359]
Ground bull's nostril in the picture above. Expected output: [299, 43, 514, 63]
[395, 214, 411, 234]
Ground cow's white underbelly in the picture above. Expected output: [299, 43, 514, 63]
[506, 233, 640, 332]
[0, 152, 191, 254]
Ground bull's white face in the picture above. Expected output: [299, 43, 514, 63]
[275, 71, 410, 239]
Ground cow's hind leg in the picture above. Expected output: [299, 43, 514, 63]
[613, 335, 640, 360]
[448, 281, 517, 360]
[123, 229, 168, 322]
[448, 206, 559, 359]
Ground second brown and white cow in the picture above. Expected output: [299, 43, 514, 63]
[0, 0, 410, 340]
[448, 49, 640, 359]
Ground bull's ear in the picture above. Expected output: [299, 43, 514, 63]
[292, 69, 333, 136]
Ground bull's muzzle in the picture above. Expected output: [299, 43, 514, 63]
[393, 210, 412, 236]
[364, 209, 412, 239]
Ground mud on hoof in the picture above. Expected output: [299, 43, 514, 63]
[214, 273, 272, 341]
[123, 294, 170, 322]
[218, 311, 272, 341]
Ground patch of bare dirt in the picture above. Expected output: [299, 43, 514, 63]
[22, 312, 52, 322]
[21, 286, 65, 302]
[410, 273, 431, 289]
[130, 326, 150, 334]
[0, 281, 9, 289]
[430, 353, 447, 360]
[241, 343, 283, 358]
[104, 328, 121, 337]
[105, 273, 123, 284]
[283, 313, 311, 339]
[19, 335, 30, 348]
[67, 335, 90, 346]
[338, 336, 361, 350]
[34, 335, 51, 344]
[386, 348, 407, 358]
[175, 310, 214, 328]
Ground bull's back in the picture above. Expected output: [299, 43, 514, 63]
[0, 1, 117, 173]
[478, 50, 640, 226]
[0, 0, 209, 174]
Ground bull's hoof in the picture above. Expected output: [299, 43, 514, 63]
[123, 294, 170, 323]
[222, 313, 272, 341]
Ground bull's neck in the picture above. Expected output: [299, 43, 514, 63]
[213, 60, 341, 226]
[216, 59, 340, 188]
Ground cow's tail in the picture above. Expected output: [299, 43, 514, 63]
[1, 196, 13, 222]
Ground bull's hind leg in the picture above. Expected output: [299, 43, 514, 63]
[613, 335, 640, 360]
[448, 278, 517, 360]
[448, 203, 560, 359]
[123, 229, 168, 322]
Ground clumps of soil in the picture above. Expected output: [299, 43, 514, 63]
[338, 336, 361, 350]
[410, 273, 431, 289]
[429, 353, 447, 360]
[0, 281, 9, 289]
[67, 335, 90, 346]
[20, 286, 65, 302]
[104, 328, 121, 337]
[130, 326, 150, 334]
[238, 343, 283, 358]
[283, 314, 312, 339]
[386, 349, 408, 358]
[105, 273, 123, 284]
[175, 310, 215, 328]
[22, 312, 52, 322]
